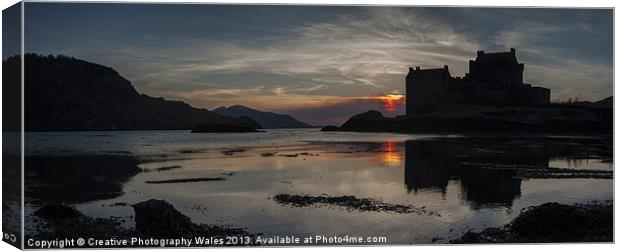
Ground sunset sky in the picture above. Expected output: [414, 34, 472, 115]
[23, 3, 613, 125]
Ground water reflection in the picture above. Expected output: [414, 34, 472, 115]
[403, 136, 612, 209]
[402, 139, 529, 208]
[25, 155, 141, 204]
[381, 141, 403, 166]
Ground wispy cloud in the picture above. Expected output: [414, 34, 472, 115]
[73, 7, 480, 124]
[29, 6, 612, 125]
[492, 19, 613, 101]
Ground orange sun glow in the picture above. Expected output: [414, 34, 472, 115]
[380, 94, 404, 112]
[381, 141, 403, 166]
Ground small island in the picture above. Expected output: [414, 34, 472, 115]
[191, 123, 260, 133]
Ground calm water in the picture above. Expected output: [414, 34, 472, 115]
[24, 129, 613, 244]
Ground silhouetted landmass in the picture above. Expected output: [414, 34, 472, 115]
[323, 103, 612, 134]
[191, 123, 260, 133]
[451, 201, 612, 243]
[568, 96, 613, 109]
[214, 105, 313, 128]
[13, 54, 259, 131]
[363, 48, 615, 134]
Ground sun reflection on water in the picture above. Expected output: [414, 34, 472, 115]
[381, 141, 403, 166]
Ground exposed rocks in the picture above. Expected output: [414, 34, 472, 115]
[222, 171, 236, 176]
[32, 203, 129, 241]
[132, 199, 253, 240]
[132, 199, 195, 237]
[30, 199, 256, 245]
[145, 177, 225, 184]
[34, 203, 82, 219]
[221, 149, 246, 156]
[142, 165, 182, 172]
[155, 165, 182, 172]
[107, 202, 129, 207]
[460, 163, 613, 179]
[273, 194, 438, 216]
[278, 154, 299, 157]
[451, 201, 613, 243]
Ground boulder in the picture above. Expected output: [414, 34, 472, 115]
[132, 199, 195, 237]
[34, 203, 82, 219]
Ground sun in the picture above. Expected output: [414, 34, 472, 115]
[380, 94, 404, 112]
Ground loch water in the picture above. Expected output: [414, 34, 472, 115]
[24, 129, 613, 244]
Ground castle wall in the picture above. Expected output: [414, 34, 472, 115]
[527, 87, 551, 103]
[405, 49, 550, 115]
[406, 67, 451, 115]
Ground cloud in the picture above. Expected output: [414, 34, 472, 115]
[491, 19, 613, 101]
[70, 7, 481, 125]
[36, 7, 612, 125]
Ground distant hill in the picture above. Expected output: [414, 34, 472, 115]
[594, 96, 613, 108]
[213, 105, 313, 129]
[590, 96, 613, 109]
[15, 54, 260, 131]
[568, 96, 613, 109]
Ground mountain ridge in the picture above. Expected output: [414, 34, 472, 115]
[15, 53, 260, 131]
[213, 105, 313, 129]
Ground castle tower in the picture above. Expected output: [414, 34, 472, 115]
[406, 66, 452, 115]
[468, 48, 524, 85]
[404, 49, 550, 116]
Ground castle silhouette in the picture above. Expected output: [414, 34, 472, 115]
[406, 48, 550, 115]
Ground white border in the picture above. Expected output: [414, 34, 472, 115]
[0, 1, 617, 251]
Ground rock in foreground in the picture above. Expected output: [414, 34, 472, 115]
[451, 201, 612, 243]
[34, 203, 82, 219]
[33, 203, 128, 241]
[132, 199, 196, 237]
[132, 199, 252, 239]
[30, 200, 255, 246]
